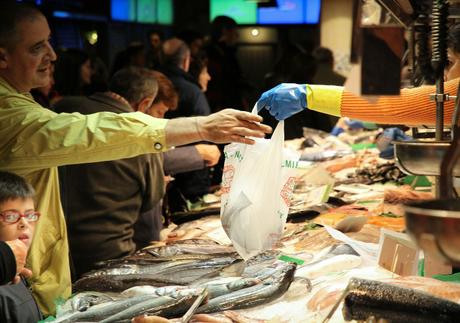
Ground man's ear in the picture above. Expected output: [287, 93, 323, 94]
[183, 54, 190, 72]
[136, 96, 153, 113]
[0, 48, 8, 69]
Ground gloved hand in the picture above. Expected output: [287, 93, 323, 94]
[256, 83, 307, 120]
[345, 119, 365, 130]
[377, 127, 412, 159]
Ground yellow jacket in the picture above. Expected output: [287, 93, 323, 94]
[0, 77, 168, 316]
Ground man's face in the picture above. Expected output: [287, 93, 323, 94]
[150, 34, 161, 49]
[0, 15, 57, 93]
[147, 101, 169, 119]
[0, 197, 36, 249]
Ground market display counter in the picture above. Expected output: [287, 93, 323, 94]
[53, 130, 460, 323]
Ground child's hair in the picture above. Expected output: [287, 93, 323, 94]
[0, 171, 35, 205]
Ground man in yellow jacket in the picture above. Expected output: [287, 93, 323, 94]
[0, 2, 271, 315]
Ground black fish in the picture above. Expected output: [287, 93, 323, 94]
[343, 278, 460, 323]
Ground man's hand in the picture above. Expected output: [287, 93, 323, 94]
[5, 239, 32, 284]
[197, 109, 272, 145]
[256, 83, 307, 120]
[194, 144, 221, 166]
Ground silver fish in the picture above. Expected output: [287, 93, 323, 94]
[100, 289, 204, 322]
[54, 294, 154, 323]
[74, 257, 242, 292]
[197, 262, 297, 313]
[70, 291, 113, 312]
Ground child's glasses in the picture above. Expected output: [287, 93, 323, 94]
[0, 210, 40, 224]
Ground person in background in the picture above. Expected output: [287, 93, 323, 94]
[146, 28, 164, 69]
[177, 29, 205, 57]
[255, 24, 460, 126]
[161, 38, 214, 204]
[0, 2, 271, 314]
[189, 53, 211, 93]
[133, 70, 220, 248]
[205, 15, 251, 112]
[311, 47, 346, 131]
[0, 171, 42, 322]
[186, 51, 225, 190]
[161, 38, 211, 117]
[53, 67, 162, 277]
[54, 67, 220, 276]
[84, 56, 109, 95]
[111, 42, 146, 76]
[312, 47, 346, 86]
[53, 48, 92, 98]
[262, 42, 332, 138]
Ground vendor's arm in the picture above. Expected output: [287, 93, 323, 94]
[257, 79, 458, 125]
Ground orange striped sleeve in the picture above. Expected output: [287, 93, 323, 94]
[340, 78, 459, 126]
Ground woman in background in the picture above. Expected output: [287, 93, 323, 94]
[53, 48, 92, 98]
[189, 53, 212, 93]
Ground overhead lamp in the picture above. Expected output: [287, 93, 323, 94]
[86, 31, 98, 45]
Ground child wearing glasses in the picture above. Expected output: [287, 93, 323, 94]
[0, 171, 42, 322]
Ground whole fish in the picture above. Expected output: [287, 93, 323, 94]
[70, 291, 114, 312]
[100, 289, 204, 322]
[74, 257, 242, 292]
[142, 242, 234, 257]
[197, 262, 297, 313]
[54, 294, 154, 323]
[95, 251, 239, 268]
[342, 278, 460, 323]
[294, 244, 361, 279]
[200, 277, 262, 299]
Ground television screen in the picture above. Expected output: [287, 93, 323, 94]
[258, 0, 304, 24]
[210, 0, 257, 24]
[111, 0, 136, 22]
[137, 0, 156, 23]
[157, 0, 173, 25]
[111, 0, 173, 24]
[258, 0, 321, 25]
[304, 0, 321, 24]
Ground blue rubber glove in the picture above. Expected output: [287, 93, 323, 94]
[345, 119, 365, 130]
[256, 83, 307, 120]
[377, 127, 412, 159]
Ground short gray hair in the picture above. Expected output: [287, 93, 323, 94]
[162, 38, 190, 67]
[109, 67, 158, 105]
[0, 2, 44, 50]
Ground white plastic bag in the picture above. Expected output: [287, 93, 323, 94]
[220, 114, 301, 260]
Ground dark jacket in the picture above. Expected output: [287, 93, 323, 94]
[133, 146, 206, 248]
[205, 41, 250, 112]
[0, 242, 16, 285]
[53, 93, 165, 277]
[0, 277, 42, 322]
[161, 65, 212, 201]
[313, 64, 346, 86]
[162, 65, 211, 118]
